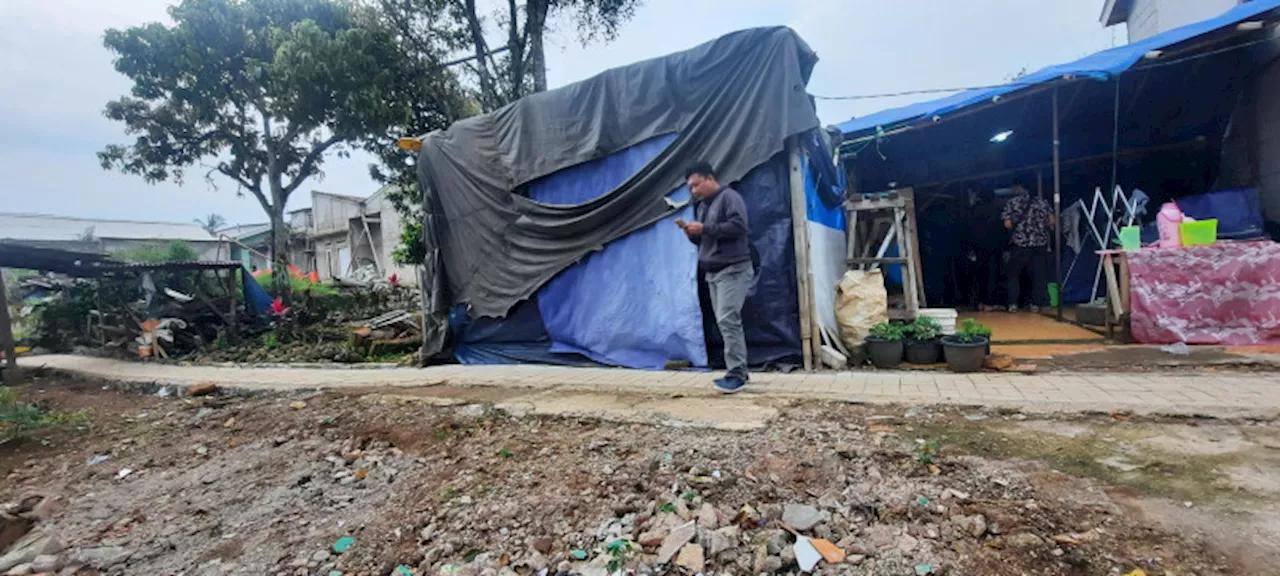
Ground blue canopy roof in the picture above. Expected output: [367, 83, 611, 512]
[836, 0, 1280, 137]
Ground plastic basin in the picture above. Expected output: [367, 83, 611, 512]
[1180, 219, 1217, 246]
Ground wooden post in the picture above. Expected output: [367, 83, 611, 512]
[787, 139, 816, 370]
[0, 268, 20, 383]
[1053, 86, 1064, 321]
[901, 188, 926, 309]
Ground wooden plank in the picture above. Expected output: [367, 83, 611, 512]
[848, 257, 909, 265]
[902, 188, 928, 309]
[846, 209, 859, 263]
[844, 197, 907, 211]
[1102, 254, 1124, 320]
[892, 208, 919, 318]
[0, 268, 18, 382]
[787, 140, 814, 371]
[1117, 253, 1131, 314]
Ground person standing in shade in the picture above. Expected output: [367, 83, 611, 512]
[678, 162, 753, 393]
[1001, 183, 1054, 312]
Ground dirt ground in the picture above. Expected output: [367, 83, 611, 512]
[2, 374, 1278, 576]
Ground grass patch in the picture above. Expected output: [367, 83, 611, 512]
[910, 417, 1248, 505]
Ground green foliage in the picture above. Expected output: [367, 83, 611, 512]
[253, 271, 338, 296]
[0, 387, 54, 438]
[195, 213, 227, 235]
[114, 240, 200, 263]
[606, 539, 633, 574]
[262, 332, 279, 349]
[497, 447, 514, 459]
[916, 439, 941, 466]
[905, 316, 942, 341]
[392, 219, 426, 266]
[954, 318, 992, 344]
[658, 502, 676, 514]
[869, 322, 905, 341]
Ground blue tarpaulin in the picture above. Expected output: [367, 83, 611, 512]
[451, 136, 804, 368]
[836, 0, 1280, 137]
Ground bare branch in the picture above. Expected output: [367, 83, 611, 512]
[283, 134, 343, 197]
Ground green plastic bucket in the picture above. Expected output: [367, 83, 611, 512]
[1048, 282, 1060, 307]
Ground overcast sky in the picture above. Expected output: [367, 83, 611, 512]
[0, 0, 1119, 227]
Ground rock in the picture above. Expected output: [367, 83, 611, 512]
[531, 537, 554, 555]
[71, 547, 129, 569]
[5, 562, 33, 575]
[637, 530, 666, 548]
[755, 555, 782, 574]
[696, 504, 718, 529]
[656, 522, 696, 564]
[1003, 533, 1045, 549]
[952, 515, 986, 538]
[756, 529, 790, 555]
[782, 504, 823, 531]
[187, 382, 218, 396]
[311, 550, 331, 563]
[702, 526, 739, 558]
[672, 499, 691, 521]
[847, 554, 866, 565]
[897, 534, 919, 553]
[0, 532, 63, 572]
[673, 544, 705, 573]
[28, 555, 60, 572]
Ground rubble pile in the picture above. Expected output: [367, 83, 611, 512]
[0, 391, 1235, 576]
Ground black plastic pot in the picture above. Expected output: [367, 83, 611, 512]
[864, 337, 904, 369]
[943, 335, 989, 373]
[904, 338, 941, 364]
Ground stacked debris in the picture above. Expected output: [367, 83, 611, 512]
[350, 310, 422, 358]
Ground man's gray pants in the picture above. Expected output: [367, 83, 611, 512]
[706, 261, 753, 381]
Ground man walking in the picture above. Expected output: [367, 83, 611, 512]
[1001, 183, 1054, 312]
[678, 162, 753, 393]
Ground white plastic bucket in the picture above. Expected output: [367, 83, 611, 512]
[918, 308, 958, 335]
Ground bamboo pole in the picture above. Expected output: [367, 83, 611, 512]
[787, 139, 816, 370]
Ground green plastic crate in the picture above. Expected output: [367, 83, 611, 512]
[1180, 219, 1217, 246]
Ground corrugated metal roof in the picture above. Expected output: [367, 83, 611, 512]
[217, 223, 272, 240]
[0, 212, 217, 243]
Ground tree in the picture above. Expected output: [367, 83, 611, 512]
[369, 0, 641, 264]
[194, 213, 227, 235]
[99, 0, 465, 298]
[448, 0, 640, 110]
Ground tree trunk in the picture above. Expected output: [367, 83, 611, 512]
[527, 0, 548, 92]
[268, 205, 291, 303]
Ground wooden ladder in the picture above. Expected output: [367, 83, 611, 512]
[844, 187, 927, 320]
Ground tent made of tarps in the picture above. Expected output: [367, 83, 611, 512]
[834, 0, 1280, 307]
[415, 27, 845, 370]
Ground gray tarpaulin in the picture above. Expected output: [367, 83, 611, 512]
[417, 27, 820, 318]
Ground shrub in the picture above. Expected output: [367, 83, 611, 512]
[953, 318, 993, 343]
[905, 315, 942, 341]
[868, 322, 905, 341]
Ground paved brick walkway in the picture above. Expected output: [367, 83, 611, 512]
[26, 354, 1280, 418]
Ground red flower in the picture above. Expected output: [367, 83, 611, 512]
[269, 297, 290, 316]
[389, 273, 400, 287]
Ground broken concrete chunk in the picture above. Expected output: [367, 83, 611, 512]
[782, 504, 823, 531]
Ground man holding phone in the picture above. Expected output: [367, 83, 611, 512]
[677, 162, 753, 393]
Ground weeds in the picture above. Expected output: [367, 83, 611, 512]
[915, 438, 941, 466]
[606, 539, 633, 573]
[0, 387, 55, 438]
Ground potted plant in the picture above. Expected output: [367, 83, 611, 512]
[942, 318, 991, 373]
[904, 316, 943, 364]
[864, 322, 905, 369]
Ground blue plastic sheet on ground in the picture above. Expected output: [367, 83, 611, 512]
[527, 133, 708, 369]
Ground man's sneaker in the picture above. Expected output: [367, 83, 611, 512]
[714, 376, 746, 394]
[1029, 304, 1041, 313]
[1007, 305, 1018, 313]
